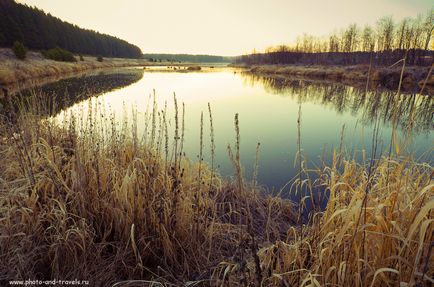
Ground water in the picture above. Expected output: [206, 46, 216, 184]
[19, 67, 433, 194]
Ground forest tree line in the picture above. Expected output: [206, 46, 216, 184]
[142, 53, 233, 63]
[236, 9, 433, 66]
[0, 0, 142, 58]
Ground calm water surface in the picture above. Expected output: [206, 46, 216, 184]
[44, 67, 433, 193]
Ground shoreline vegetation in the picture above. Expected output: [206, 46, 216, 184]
[0, 70, 145, 116]
[0, 89, 432, 286]
[0, 1, 432, 286]
[230, 8, 434, 95]
[3, 46, 433, 96]
[0, 48, 223, 91]
[231, 63, 434, 94]
[0, 48, 148, 88]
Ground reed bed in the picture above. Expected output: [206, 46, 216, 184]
[0, 90, 432, 286]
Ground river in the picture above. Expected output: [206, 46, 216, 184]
[10, 66, 433, 196]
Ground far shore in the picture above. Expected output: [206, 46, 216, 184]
[2, 47, 432, 96]
[0, 48, 229, 94]
[231, 63, 434, 94]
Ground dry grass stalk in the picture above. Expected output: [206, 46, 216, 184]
[0, 89, 432, 287]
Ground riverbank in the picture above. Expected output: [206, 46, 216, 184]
[0, 48, 148, 87]
[232, 63, 434, 93]
[0, 93, 432, 286]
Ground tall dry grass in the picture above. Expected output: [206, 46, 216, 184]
[0, 87, 432, 286]
[0, 95, 295, 286]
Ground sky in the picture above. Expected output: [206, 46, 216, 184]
[18, 0, 433, 56]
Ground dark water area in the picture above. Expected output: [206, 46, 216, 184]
[1, 68, 144, 117]
[5, 67, 433, 203]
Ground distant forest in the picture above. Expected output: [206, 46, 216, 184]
[0, 0, 142, 58]
[237, 9, 433, 66]
[143, 53, 233, 63]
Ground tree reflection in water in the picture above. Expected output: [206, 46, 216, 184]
[1, 69, 144, 117]
[241, 73, 433, 135]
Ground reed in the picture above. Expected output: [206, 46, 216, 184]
[0, 89, 432, 287]
[208, 103, 215, 193]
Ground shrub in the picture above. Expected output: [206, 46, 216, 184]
[187, 66, 201, 71]
[12, 41, 27, 60]
[42, 47, 77, 62]
[97, 56, 103, 62]
[79, 55, 84, 61]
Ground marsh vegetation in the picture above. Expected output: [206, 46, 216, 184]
[0, 2, 433, 285]
[0, 66, 432, 286]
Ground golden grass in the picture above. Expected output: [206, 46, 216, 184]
[247, 159, 433, 286]
[0, 96, 295, 286]
[0, 48, 147, 86]
[0, 91, 432, 286]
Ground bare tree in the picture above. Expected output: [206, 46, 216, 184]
[328, 34, 340, 52]
[377, 16, 395, 51]
[301, 33, 314, 53]
[320, 40, 328, 53]
[361, 25, 375, 51]
[422, 8, 434, 50]
[402, 19, 415, 49]
[239, 7, 433, 67]
[343, 24, 359, 52]
[395, 18, 410, 49]
[410, 15, 424, 49]
[277, 45, 289, 52]
[295, 35, 302, 52]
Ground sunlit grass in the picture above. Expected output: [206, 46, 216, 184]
[0, 48, 147, 86]
[0, 88, 432, 286]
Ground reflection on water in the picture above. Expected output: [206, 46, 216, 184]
[1, 68, 144, 116]
[241, 74, 433, 134]
[18, 68, 433, 194]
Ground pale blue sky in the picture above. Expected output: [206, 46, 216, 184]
[19, 0, 433, 55]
